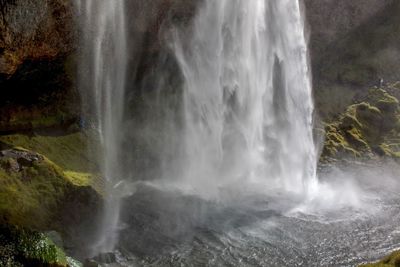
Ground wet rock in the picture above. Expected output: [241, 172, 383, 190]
[58, 184, 103, 260]
[92, 252, 117, 264]
[1, 157, 20, 172]
[0, 148, 43, 172]
[83, 259, 100, 267]
[0, 224, 70, 267]
[0, 149, 37, 172]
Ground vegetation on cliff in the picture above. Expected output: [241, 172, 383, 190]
[0, 224, 73, 267]
[360, 250, 400, 267]
[0, 129, 102, 265]
[321, 83, 400, 162]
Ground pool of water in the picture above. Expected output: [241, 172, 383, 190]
[105, 165, 400, 267]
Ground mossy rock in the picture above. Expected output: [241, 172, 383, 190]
[0, 224, 77, 267]
[0, 130, 104, 193]
[344, 127, 369, 150]
[0, 131, 103, 259]
[321, 122, 364, 161]
[360, 250, 400, 267]
[0, 154, 65, 228]
[321, 85, 400, 162]
[0, 148, 102, 232]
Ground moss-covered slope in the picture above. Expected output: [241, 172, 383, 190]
[360, 250, 400, 267]
[0, 129, 103, 264]
[0, 130, 103, 191]
[321, 83, 400, 162]
[0, 224, 79, 267]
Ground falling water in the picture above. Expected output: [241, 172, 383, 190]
[77, 0, 317, 257]
[76, 0, 127, 254]
[170, 0, 317, 197]
[73, 1, 400, 265]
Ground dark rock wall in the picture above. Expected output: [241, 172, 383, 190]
[304, 0, 393, 61]
[308, 1, 400, 119]
[0, 0, 398, 125]
[0, 0, 74, 76]
[0, 0, 78, 132]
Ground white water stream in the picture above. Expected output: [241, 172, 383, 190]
[78, 0, 320, 256]
[77, 0, 127, 254]
[170, 0, 317, 197]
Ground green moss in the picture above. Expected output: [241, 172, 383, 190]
[321, 122, 363, 160]
[0, 131, 101, 266]
[18, 230, 68, 266]
[0, 135, 100, 264]
[0, 131, 98, 173]
[376, 143, 400, 158]
[321, 86, 400, 162]
[345, 127, 369, 150]
[367, 88, 399, 105]
[0, 225, 76, 267]
[63, 171, 104, 190]
[0, 131, 104, 191]
[340, 113, 362, 129]
[0, 130, 104, 228]
[360, 250, 400, 267]
[0, 157, 68, 228]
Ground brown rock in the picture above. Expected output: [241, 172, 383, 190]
[0, 0, 75, 76]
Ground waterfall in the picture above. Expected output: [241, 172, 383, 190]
[77, 0, 127, 254]
[77, 0, 317, 256]
[170, 0, 317, 197]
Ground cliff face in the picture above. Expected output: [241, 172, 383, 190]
[0, 0, 398, 150]
[0, 0, 78, 132]
[0, 0, 74, 76]
[304, 0, 393, 60]
[306, 0, 400, 119]
[0, 0, 392, 75]
[0, 0, 397, 96]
